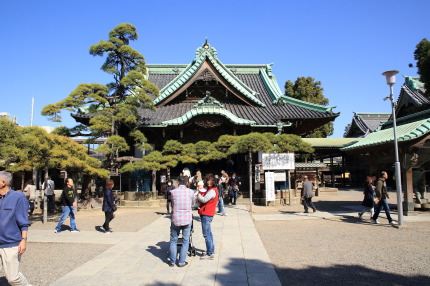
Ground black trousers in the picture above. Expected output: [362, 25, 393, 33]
[103, 211, 114, 230]
[303, 197, 316, 212]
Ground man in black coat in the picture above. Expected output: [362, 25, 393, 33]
[301, 176, 317, 213]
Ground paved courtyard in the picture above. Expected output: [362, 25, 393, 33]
[2, 189, 430, 286]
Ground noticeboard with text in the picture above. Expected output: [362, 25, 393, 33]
[265, 172, 275, 202]
[262, 153, 295, 170]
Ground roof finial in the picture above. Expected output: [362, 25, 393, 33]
[203, 37, 209, 49]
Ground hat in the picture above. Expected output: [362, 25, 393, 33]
[197, 181, 204, 186]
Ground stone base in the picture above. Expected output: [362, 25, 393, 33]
[121, 199, 166, 207]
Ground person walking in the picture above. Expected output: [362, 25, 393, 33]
[301, 176, 317, 213]
[165, 180, 175, 215]
[0, 171, 32, 286]
[228, 172, 239, 205]
[197, 174, 219, 260]
[217, 171, 227, 215]
[23, 180, 36, 215]
[55, 178, 79, 233]
[168, 176, 195, 267]
[371, 171, 396, 226]
[42, 176, 55, 213]
[101, 179, 116, 234]
[358, 176, 376, 219]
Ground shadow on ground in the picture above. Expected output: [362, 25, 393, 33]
[274, 263, 430, 286]
[142, 257, 430, 286]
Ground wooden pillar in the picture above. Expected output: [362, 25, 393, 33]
[330, 156, 335, 187]
[404, 168, 415, 213]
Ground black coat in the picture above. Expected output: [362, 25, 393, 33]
[102, 188, 115, 212]
[361, 184, 375, 207]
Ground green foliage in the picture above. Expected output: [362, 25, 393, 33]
[42, 23, 159, 168]
[272, 134, 314, 153]
[284, 77, 334, 137]
[414, 38, 430, 94]
[119, 132, 312, 173]
[0, 121, 108, 178]
[233, 132, 273, 153]
[162, 140, 183, 155]
[96, 135, 129, 155]
[214, 134, 238, 155]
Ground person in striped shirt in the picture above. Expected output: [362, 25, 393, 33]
[168, 176, 196, 267]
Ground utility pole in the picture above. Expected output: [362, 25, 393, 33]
[30, 97, 34, 126]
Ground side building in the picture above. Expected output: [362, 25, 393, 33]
[343, 76, 430, 211]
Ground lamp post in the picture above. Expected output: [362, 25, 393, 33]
[382, 70, 404, 226]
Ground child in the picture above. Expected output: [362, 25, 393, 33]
[196, 181, 206, 209]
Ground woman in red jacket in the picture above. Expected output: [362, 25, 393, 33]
[197, 174, 219, 260]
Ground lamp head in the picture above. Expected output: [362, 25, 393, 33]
[382, 70, 399, 85]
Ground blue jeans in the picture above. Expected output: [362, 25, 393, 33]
[217, 196, 226, 215]
[55, 206, 77, 231]
[372, 198, 393, 223]
[169, 223, 192, 264]
[200, 215, 214, 255]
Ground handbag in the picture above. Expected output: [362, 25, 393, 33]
[112, 204, 117, 212]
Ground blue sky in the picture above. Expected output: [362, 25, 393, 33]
[1, 0, 429, 138]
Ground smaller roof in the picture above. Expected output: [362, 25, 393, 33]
[344, 113, 390, 138]
[302, 138, 361, 148]
[342, 109, 430, 151]
[295, 162, 327, 168]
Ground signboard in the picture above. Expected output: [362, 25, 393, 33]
[255, 165, 260, 182]
[262, 153, 295, 170]
[265, 172, 275, 203]
[273, 171, 286, 182]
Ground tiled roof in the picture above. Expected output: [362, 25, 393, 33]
[140, 71, 338, 127]
[152, 44, 265, 107]
[302, 138, 361, 148]
[397, 77, 429, 108]
[342, 109, 430, 151]
[344, 113, 391, 138]
[295, 162, 327, 168]
[73, 42, 339, 131]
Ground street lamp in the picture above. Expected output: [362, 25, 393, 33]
[382, 70, 404, 226]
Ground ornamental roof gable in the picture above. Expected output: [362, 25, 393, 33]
[152, 41, 265, 108]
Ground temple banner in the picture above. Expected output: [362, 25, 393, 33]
[262, 153, 295, 170]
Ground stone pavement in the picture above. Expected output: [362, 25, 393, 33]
[28, 205, 281, 286]
[252, 205, 430, 223]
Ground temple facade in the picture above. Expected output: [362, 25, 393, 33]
[139, 41, 338, 149]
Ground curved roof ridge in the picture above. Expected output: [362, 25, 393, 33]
[156, 106, 257, 127]
[259, 68, 335, 113]
[153, 46, 266, 107]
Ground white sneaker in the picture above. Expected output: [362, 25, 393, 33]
[370, 218, 380, 224]
[390, 221, 397, 227]
[105, 231, 112, 234]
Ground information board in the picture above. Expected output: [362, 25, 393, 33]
[262, 153, 295, 170]
[265, 172, 275, 204]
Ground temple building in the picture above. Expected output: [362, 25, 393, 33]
[139, 41, 338, 148]
[343, 76, 430, 211]
[73, 41, 339, 192]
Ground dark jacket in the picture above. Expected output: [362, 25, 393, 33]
[102, 188, 115, 212]
[61, 187, 76, 207]
[362, 184, 375, 207]
[301, 179, 314, 198]
[165, 184, 175, 201]
[0, 190, 30, 248]
[375, 178, 388, 199]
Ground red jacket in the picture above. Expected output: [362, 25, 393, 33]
[198, 187, 218, 216]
